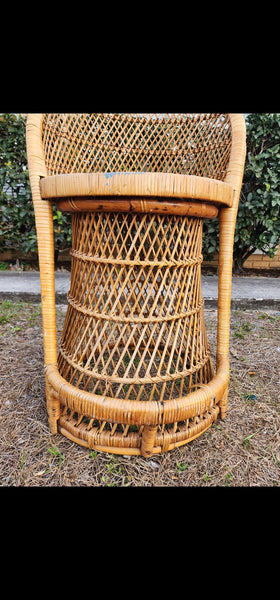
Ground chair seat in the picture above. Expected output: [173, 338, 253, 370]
[40, 172, 234, 207]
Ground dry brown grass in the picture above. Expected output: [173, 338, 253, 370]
[0, 300, 279, 486]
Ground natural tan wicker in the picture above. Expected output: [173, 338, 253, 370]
[26, 114, 246, 456]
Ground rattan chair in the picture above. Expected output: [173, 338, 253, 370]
[26, 114, 246, 457]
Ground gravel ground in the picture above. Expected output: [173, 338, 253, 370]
[0, 300, 279, 487]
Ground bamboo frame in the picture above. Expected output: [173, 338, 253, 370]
[26, 114, 246, 456]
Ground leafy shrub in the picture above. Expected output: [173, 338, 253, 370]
[0, 114, 71, 263]
[0, 114, 35, 254]
[235, 113, 280, 270]
[203, 113, 280, 271]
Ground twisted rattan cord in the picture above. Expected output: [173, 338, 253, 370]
[66, 293, 205, 323]
[70, 248, 203, 268]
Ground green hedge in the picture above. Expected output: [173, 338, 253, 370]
[203, 113, 280, 271]
[0, 114, 71, 264]
[1, 113, 279, 271]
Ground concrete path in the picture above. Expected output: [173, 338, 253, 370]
[202, 275, 280, 309]
[0, 271, 279, 309]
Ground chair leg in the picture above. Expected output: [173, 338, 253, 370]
[218, 387, 228, 420]
[46, 378, 60, 434]
[141, 425, 158, 457]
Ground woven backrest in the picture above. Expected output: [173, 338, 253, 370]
[42, 113, 232, 181]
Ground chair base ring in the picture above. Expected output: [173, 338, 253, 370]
[57, 404, 219, 456]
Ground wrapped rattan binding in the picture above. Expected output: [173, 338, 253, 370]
[26, 113, 246, 456]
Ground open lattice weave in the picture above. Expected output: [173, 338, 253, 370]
[57, 210, 216, 452]
[42, 113, 232, 181]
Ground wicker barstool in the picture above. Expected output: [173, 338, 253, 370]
[26, 114, 246, 456]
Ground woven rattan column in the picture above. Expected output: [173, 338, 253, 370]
[56, 209, 217, 456]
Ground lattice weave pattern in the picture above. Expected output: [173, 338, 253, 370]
[57, 211, 214, 446]
[42, 113, 232, 180]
